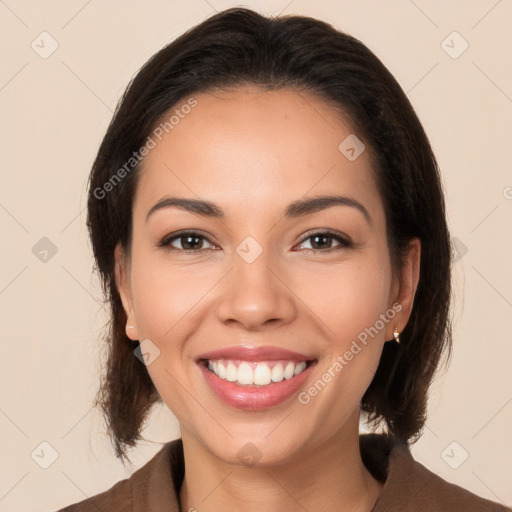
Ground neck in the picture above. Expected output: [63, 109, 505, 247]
[178, 412, 383, 512]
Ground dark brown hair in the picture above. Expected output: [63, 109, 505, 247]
[87, 7, 452, 465]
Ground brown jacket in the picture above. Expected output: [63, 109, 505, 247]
[57, 434, 510, 511]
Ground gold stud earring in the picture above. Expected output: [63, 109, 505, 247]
[393, 327, 400, 344]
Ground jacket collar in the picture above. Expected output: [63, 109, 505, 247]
[129, 433, 401, 511]
[125, 433, 506, 511]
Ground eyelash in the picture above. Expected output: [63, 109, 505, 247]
[157, 229, 352, 255]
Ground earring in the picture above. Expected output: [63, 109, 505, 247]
[126, 325, 139, 348]
[393, 327, 400, 344]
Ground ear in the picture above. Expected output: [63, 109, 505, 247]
[386, 237, 421, 340]
[114, 243, 139, 341]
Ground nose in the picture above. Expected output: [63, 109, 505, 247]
[215, 248, 297, 331]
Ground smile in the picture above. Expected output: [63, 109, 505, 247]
[195, 345, 317, 409]
[197, 359, 316, 410]
[204, 359, 309, 386]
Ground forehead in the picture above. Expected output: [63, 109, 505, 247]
[134, 86, 384, 226]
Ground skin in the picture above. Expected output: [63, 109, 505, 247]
[115, 86, 421, 512]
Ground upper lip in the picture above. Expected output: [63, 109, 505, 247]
[196, 345, 314, 362]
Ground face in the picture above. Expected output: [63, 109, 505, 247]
[115, 86, 420, 466]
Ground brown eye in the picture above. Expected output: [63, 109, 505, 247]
[159, 231, 216, 253]
[295, 231, 351, 253]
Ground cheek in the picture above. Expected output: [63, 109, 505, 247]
[326, 258, 392, 394]
[298, 254, 392, 348]
[130, 252, 216, 341]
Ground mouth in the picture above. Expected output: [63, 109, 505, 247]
[199, 358, 315, 386]
[195, 346, 317, 410]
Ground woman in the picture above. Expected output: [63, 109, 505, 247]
[58, 7, 509, 512]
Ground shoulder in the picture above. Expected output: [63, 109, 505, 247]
[54, 439, 183, 512]
[55, 477, 132, 512]
[398, 454, 510, 512]
[362, 434, 511, 512]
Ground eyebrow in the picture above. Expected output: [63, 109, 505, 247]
[146, 194, 372, 227]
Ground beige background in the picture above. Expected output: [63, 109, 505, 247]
[1, 0, 511, 510]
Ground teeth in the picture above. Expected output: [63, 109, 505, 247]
[226, 362, 238, 382]
[254, 363, 272, 385]
[206, 359, 309, 386]
[294, 361, 307, 375]
[238, 362, 254, 385]
[217, 361, 227, 379]
[284, 361, 295, 379]
[271, 364, 284, 382]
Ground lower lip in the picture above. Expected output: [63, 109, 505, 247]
[199, 362, 315, 410]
